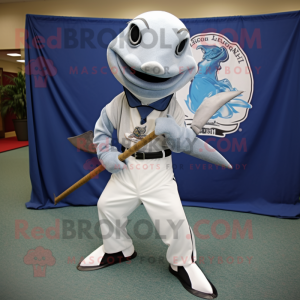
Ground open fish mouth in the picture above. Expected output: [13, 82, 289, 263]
[116, 53, 188, 91]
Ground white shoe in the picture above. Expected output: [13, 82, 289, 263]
[77, 245, 137, 271]
[169, 263, 218, 299]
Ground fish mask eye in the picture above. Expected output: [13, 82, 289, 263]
[129, 24, 142, 46]
[175, 38, 188, 56]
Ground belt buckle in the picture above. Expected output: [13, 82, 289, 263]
[135, 152, 145, 159]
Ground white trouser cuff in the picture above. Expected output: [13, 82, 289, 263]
[121, 244, 135, 257]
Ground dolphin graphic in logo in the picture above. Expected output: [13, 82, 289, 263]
[185, 45, 252, 119]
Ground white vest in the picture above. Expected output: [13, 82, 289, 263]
[106, 92, 185, 153]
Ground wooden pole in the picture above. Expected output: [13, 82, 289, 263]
[54, 131, 157, 205]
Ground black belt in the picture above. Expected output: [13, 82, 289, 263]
[121, 146, 171, 160]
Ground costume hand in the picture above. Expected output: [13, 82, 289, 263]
[155, 114, 182, 140]
[155, 114, 196, 153]
[99, 151, 128, 174]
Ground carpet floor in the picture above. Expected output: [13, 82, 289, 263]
[0, 137, 28, 153]
[0, 147, 300, 300]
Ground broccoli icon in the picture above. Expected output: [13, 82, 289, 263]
[83, 157, 101, 179]
[25, 56, 57, 88]
[23, 246, 56, 277]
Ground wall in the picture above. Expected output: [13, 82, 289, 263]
[1, 0, 300, 50]
[0, 60, 22, 73]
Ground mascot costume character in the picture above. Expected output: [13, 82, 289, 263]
[70, 11, 242, 299]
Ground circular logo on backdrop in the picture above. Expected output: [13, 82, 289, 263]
[176, 33, 254, 137]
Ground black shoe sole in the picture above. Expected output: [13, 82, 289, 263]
[77, 251, 137, 271]
[169, 265, 218, 299]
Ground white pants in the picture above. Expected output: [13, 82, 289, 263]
[97, 155, 197, 266]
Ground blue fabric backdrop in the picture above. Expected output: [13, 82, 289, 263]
[25, 11, 300, 218]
